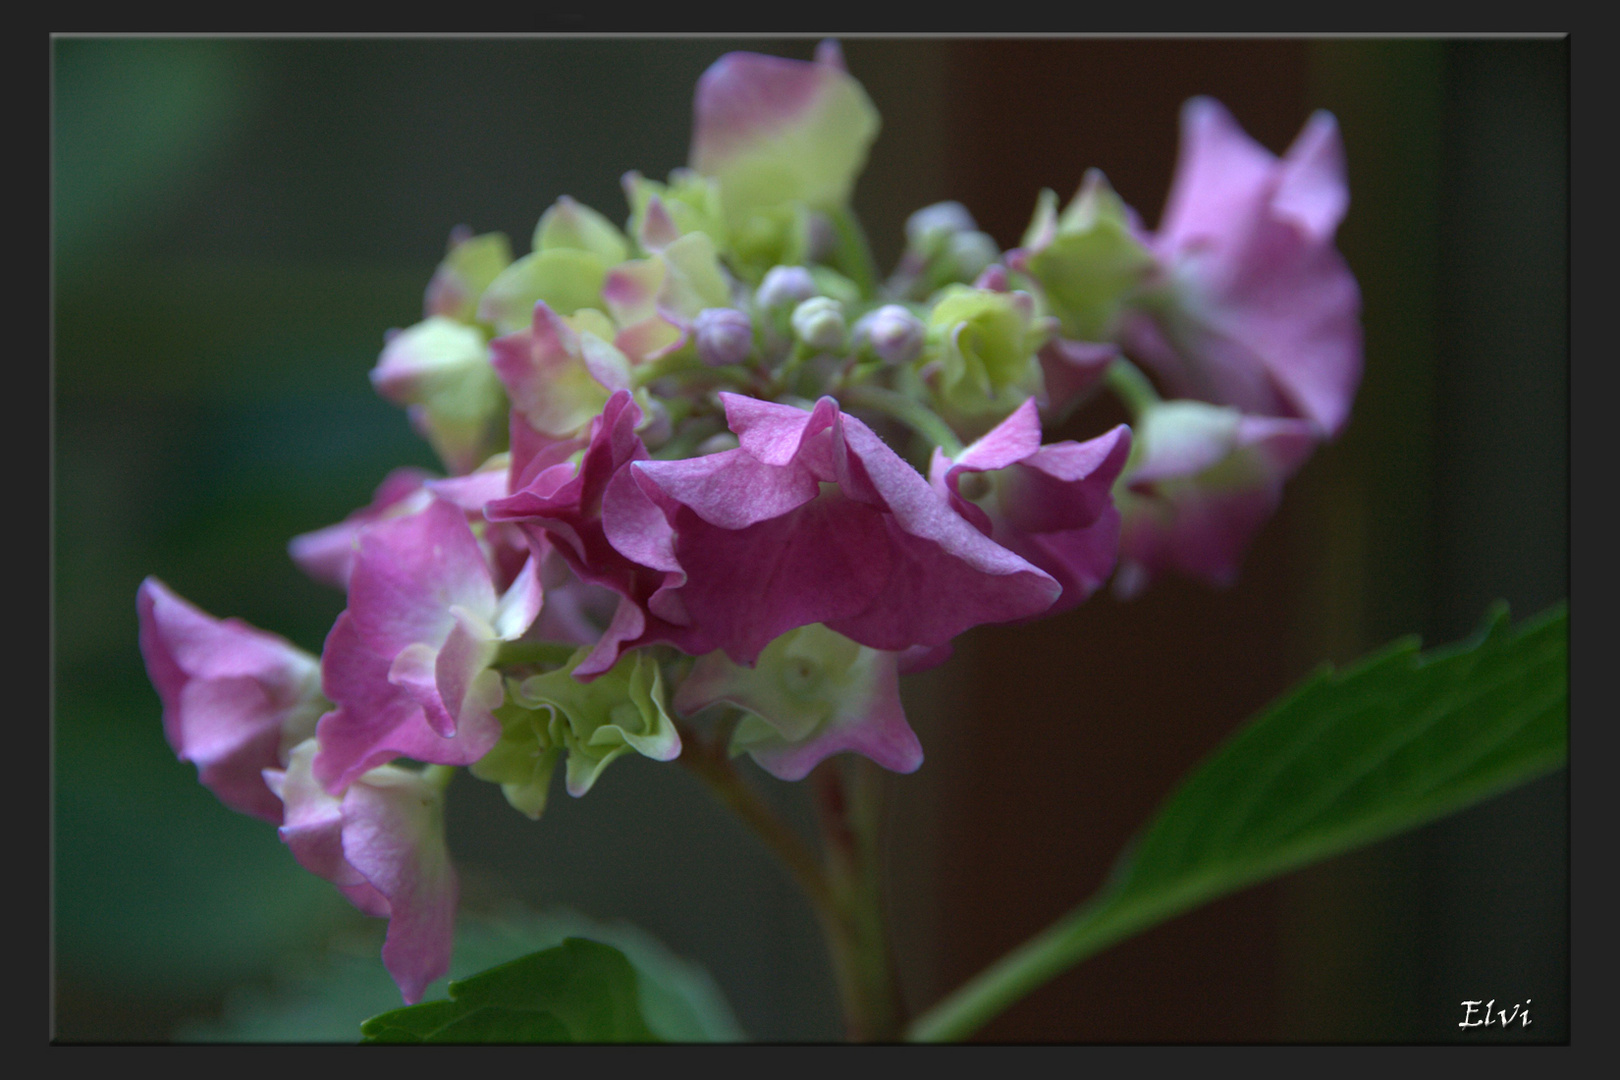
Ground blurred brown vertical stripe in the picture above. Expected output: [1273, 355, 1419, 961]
[930, 38, 1311, 1042]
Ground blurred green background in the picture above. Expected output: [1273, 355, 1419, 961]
[52, 37, 1567, 1042]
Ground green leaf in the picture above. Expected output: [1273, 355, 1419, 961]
[909, 601, 1567, 1042]
[176, 907, 744, 1043]
[360, 938, 657, 1043]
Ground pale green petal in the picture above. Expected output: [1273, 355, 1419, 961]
[479, 249, 609, 333]
[1018, 170, 1155, 341]
[533, 195, 631, 265]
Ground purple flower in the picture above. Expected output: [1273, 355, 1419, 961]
[1114, 399, 1318, 595]
[1121, 98, 1361, 438]
[693, 307, 754, 367]
[930, 398, 1131, 615]
[486, 390, 715, 678]
[755, 265, 818, 310]
[602, 392, 1062, 668]
[855, 304, 926, 365]
[137, 578, 326, 823]
[1037, 337, 1117, 421]
[266, 740, 456, 1004]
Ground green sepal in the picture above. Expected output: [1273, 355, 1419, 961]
[372, 316, 507, 474]
[533, 195, 631, 265]
[512, 648, 681, 798]
[924, 285, 1047, 436]
[1018, 170, 1155, 342]
[725, 201, 812, 284]
[808, 265, 862, 307]
[470, 695, 562, 820]
[428, 231, 514, 325]
[658, 231, 732, 318]
[623, 168, 729, 254]
[360, 938, 659, 1043]
[478, 248, 610, 333]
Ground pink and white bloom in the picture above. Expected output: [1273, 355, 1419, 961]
[931, 399, 1131, 615]
[371, 316, 507, 476]
[266, 739, 456, 1004]
[675, 623, 922, 781]
[311, 496, 542, 791]
[1121, 98, 1361, 438]
[137, 577, 326, 822]
[1114, 399, 1318, 595]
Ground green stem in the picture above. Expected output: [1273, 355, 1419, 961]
[905, 886, 1189, 1042]
[829, 205, 881, 301]
[676, 717, 839, 928]
[422, 764, 458, 793]
[491, 640, 581, 669]
[1104, 356, 1162, 419]
[810, 758, 905, 1042]
[843, 385, 964, 457]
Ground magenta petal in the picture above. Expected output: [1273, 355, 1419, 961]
[1158, 98, 1280, 254]
[268, 749, 387, 914]
[1118, 407, 1319, 591]
[1039, 338, 1116, 419]
[1134, 96, 1361, 439]
[950, 397, 1043, 474]
[288, 468, 434, 591]
[1121, 482, 1281, 589]
[348, 498, 497, 661]
[432, 610, 503, 734]
[721, 392, 838, 468]
[663, 488, 895, 666]
[1274, 111, 1349, 244]
[270, 740, 457, 1004]
[632, 449, 820, 531]
[137, 578, 322, 822]
[932, 418, 1131, 615]
[312, 613, 498, 793]
[825, 420, 1061, 649]
[488, 390, 651, 589]
[178, 678, 295, 822]
[508, 412, 588, 495]
[691, 52, 832, 169]
[998, 425, 1132, 535]
[424, 468, 508, 513]
[1021, 505, 1124, 612]
[635, 396, 1060, 664]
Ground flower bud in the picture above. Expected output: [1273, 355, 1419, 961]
[947, 230, 1002, 283]
[791, 296, 847, 351]
[694, 307, 754, 367]
[756, 265, 818, 310]
[860, 304, 926, 365]
[905, 201, 977, 254]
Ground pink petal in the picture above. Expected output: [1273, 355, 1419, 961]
[341, 773, 458, 1005]
[348, 498, 498, 661]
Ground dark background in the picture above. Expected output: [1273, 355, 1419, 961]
[52, 37, 1568, 1042]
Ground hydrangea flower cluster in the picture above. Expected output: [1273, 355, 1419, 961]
[138, 43, 1359, 1004]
